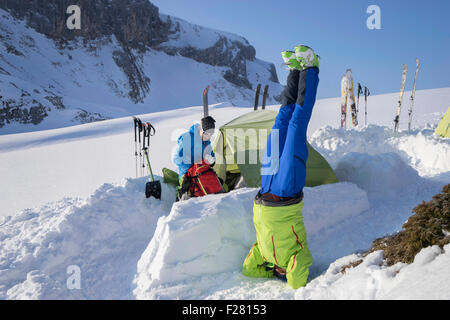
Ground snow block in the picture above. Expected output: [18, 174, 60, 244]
[133, 188, 258, 299]
[302, 182, 370, 235]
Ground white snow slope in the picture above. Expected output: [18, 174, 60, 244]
[0, 88, 449, 300]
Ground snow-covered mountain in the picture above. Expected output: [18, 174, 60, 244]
[0, 0, 283, 134]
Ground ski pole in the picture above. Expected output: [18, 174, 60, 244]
[144, 122, 156, 181]
[357, 83, 363, 115]
[141, 122, 149, 176]
[146, 122, 156, 138]
[142, 128, 154, 182]
[136, 118, 143, 177]
[133, 117, 139, 178]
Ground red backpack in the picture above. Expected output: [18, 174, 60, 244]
[186, 161, 224, 197]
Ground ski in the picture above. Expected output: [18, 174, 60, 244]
[340, 74, 348, 128]
[394, 64, 408, 132]
[254, 83, 261, 111]
[408, 58, 420, 132]
[261, 85, 269, 110]
[203, 85, 210, 118]
[364, 86, 370, 126]
[346, 69, 358, 127]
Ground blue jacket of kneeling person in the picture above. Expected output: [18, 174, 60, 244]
[173, 123, 215, 181]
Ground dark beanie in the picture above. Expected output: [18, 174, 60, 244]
[201, 116, 216, 131]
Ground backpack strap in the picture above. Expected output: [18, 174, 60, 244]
[192, 176, 207, 196]
[195, 167, 214, 178]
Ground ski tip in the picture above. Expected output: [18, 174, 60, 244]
[203, 86, 210, 96]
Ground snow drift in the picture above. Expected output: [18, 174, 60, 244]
[0, 177, 175, 299]
[295, 244, 450, 300]
[310, 124, 450, 179]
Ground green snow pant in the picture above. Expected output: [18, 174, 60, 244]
[242, 195, 313, 289]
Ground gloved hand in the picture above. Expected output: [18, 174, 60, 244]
[204, 154, 216, 166]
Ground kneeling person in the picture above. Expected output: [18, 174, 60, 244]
[173, 116, 223, 200]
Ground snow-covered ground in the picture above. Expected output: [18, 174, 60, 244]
[1, 88, 448, 217]
[0, 88, 449, 299]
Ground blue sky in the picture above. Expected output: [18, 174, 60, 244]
[151, 0, 450, 99]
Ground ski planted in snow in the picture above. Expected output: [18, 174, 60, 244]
[203, 85, 210, 118]
[346, 69, 358, 127]
[254, 83, 261, 111]
[394, 64, 408, 132]
[340, 74, 348, 128]
[408, 59, 420, 132]
[261, 85, 269, 110]
[364, 86, 370, 126]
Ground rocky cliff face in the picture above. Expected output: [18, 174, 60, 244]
[0, 0, 170, 47]
[1, 0, 171, 105]
[0, 0, 281, 131]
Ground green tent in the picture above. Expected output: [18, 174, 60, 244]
[435, 107, 450, 138]
[212, 110, 338, 191]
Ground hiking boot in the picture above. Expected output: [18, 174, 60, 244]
[294, 45, 320, 69]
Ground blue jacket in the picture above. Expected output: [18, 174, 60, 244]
[173, 123, 215, 181]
